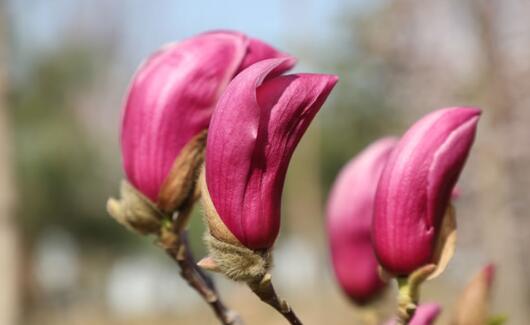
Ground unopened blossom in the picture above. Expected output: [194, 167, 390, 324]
[204, 57, 337, 250]
[326, 138, 397, 304]
[108, 31, 286, 234]
[373, 107, 481, 275]
[121, 31, 286, 208]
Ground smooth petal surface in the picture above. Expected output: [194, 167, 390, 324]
[206, 58, 338, 249]
[373, 107, 481, 275]
[326, 138, 397, 304]
[121, 31, 286, 201]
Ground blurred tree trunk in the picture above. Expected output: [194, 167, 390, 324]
[471, 1, 530, 322]
[346, 0, 530, 321]
[0, 3, 20, 324]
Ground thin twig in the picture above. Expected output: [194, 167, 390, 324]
[159, 205, 243, 325]
[247, 273, 303, 325]
[171, 196, 218, 290]
[180, 231, 217, 289]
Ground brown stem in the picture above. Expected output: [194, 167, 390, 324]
[179, 231, 216, 290]
[247, 273, 303, 325]
[159, 206, 243, 325]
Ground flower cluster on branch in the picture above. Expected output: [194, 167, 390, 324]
[107, 30, 500, 325]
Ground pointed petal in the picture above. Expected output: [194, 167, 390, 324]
[197, 256, 221, 272]
[240, 36, 291, 71]
[121, 31, 289, 202]
[373, 107, 481, 275]
[121, 32, 248, 200]
[206, 58, 337, 249]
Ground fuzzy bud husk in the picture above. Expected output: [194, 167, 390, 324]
[199, 168, 272, 282]
[107, 180, 164, 235]
[428, 203, 457, 280]
[157, 130, 207, 214]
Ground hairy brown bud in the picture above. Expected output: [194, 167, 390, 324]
[157, 130, 207, 214]
[107, 180, 164, 235]
[199, 168, 272, 282]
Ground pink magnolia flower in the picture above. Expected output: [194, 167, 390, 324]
[326, 138, 397, 304]
[373, 107, 481, 275]
[121, 31, 286, 203]
[385, 303, 442, 325]
[205, 57, 338, 250]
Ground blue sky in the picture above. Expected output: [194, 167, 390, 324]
[9, 0, 375, 69]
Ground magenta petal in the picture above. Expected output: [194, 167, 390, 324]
[239, 36, 290, 71]
[326, 138, 397, 303]
[373, 107, 481, 275]
[384, 303, 441, 325]
[121, 31, 287, 201]
[205, 30, 289, 73]
[410, 303, 442, 325]
[206, 58, 338, 249]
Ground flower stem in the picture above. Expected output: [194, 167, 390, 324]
[247, 273, 303, 325]
[396, 277, 415, 325]
[394, 264, 436, 325]
[160, 206, 243, 325]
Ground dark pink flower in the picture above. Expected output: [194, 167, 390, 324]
[205, 58, 338, 250]
[121, 31, 286, 202]
[326, 138, 397, 304]
[373, 107, 481, 275]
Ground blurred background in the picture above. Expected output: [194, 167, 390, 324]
[1, 0, 529, 324]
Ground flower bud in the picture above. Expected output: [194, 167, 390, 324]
[452, 264, 495, 325]
[201, 57, 338, 281]
[121, 30, 287, 213]
[373, 107, 481, 276]
[108, 31, 287, 232]
[326, 138, 397, 304]
[107, 181, 163, 235]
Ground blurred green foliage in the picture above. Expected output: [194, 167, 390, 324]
[8, 45, 135, 250]
[320, 58, 401, 193]
[5, 29, 403, 257]
[5, 41, 403, 260]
